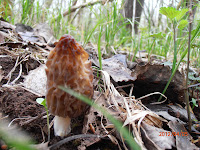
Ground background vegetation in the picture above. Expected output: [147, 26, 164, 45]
[0, 0, 200, 67]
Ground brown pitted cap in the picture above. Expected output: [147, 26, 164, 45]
[45, 34, 93, 118]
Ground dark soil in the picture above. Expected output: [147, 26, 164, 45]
[0, 87, 46, 141]
[0, 86, 75, 148]
[0, 86, 80, 149]
[0, 87, 117, 150]
[0, 52, 40, 86]
[0, 86, 119, 150]
[0, 56, 23, 85]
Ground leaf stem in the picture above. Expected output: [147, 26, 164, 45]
[185, 0, 193, 132]
[172, 22, 177, 72]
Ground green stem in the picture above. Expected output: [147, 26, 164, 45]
[98, 25, 102, 70]
[185, 0, 193, 132]
[45, 104, 50, 142]
[172, 22, 177, 72]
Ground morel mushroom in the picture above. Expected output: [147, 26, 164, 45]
[45, 34, 93, 137]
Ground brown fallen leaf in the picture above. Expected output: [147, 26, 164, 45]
[168, 120, 199, 150]
[0, 32, 5, 43]
[141, 122, 175, 150]
[102, 54, 136, 82]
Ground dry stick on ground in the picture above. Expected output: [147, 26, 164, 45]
[5, 56, 19, 84]
[188, 83, 200, 88]
[185, 0, 193, 132]
[10, 63, 22, 84]
[20, 111, 48, 126]
[5, 55, 29, 85]
[0, 31, 19, 42]
[49, 134, 103, 150]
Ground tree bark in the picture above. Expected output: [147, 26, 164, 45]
[122, 0, 144, 34]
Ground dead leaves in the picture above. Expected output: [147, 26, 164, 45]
[168, 121, 199, 150]
[80, 70, 168, 149]
[102, 54, 136, 82]
[141, 122, 175, 150]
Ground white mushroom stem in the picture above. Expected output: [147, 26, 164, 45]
[54, 116, 71, 137]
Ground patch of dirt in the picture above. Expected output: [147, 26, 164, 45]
[0, 87, 46, 142]
[0, 53, 40, 85]
[0, 56, 22, 85]
[0, 86, 114, 150]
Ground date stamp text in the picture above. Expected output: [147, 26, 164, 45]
[159, 131, 188, 136]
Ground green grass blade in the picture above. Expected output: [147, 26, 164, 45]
[83, 21, 101, 46]
[98, 26, 102, 70]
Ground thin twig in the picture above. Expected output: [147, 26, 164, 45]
[54, 0, 109, 21]
[188, 83, 200, 88]
[36, 124, 46, 142]
[185, 0, 193, 132]
[5, 56, 19, 84]
[20, 85, 43, 97]
[11, 63, 22, 84]
[5, 54, 29, 85]
[49, 134, 103, 150]
[20, 112, 48, 126]
[0, 31, 19, 42]
[8, 117, 33, 127]
[100, 115, 122, 150]
[116, 84, 134, 89]
[135, 92, 167, 104]
[63, 0, 104, 16]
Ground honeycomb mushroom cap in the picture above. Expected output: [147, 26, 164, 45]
[45, 34, 93, 118]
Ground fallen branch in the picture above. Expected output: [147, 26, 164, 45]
[49, 134, 103, 149]
[20, 111, 48, 126]
[188, 83, 200, 88]
[63, 0, 101, 16]
[55, 0, 112, 21]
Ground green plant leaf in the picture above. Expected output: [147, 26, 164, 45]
[192, 98, 198, 107]
[159, 7, 178, 20]
[178, 19, 188, 29]
[176, 8, 189, 21]
[159, 17, 200, 101]
[149, 32, 164, 38]
[159, 7, 188, 21]
[36, 98, 46, 107]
